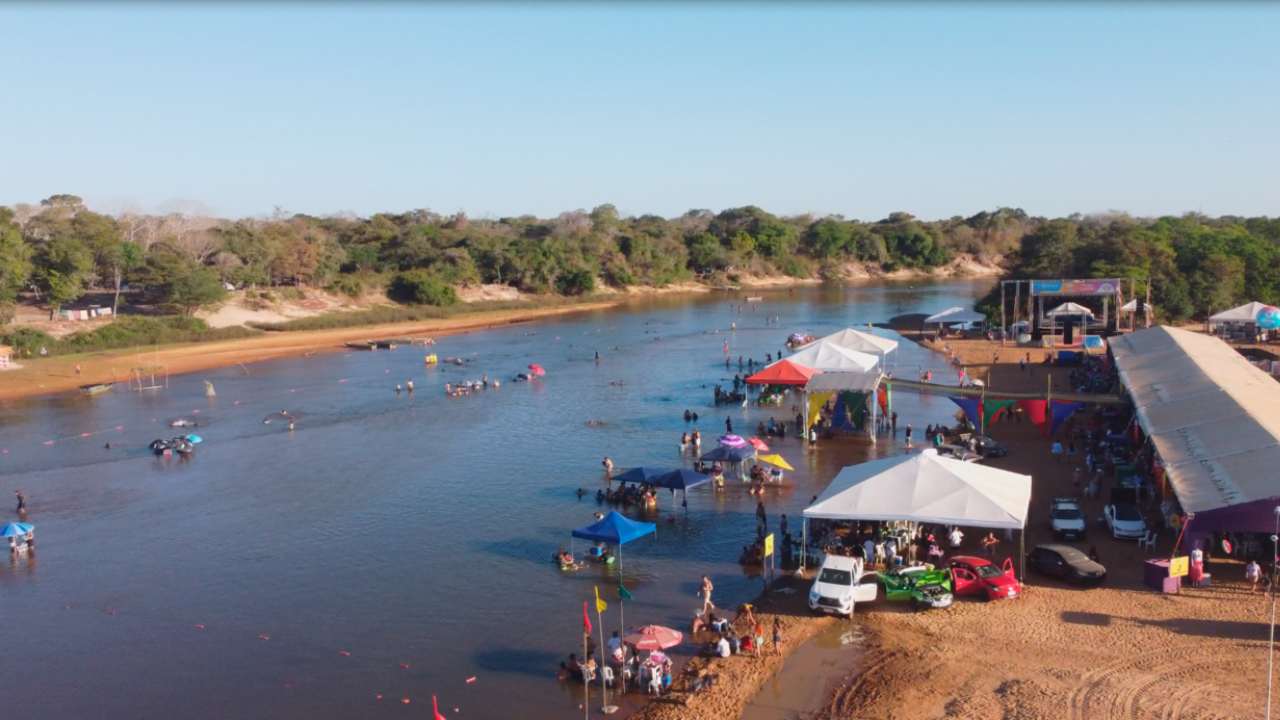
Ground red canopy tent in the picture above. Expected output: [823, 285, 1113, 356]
[745, 359, 817, 386]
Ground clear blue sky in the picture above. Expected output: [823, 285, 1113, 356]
[1, 3, 1276, 220]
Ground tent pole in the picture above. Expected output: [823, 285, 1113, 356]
[1019, 528, 1025, 586]
[801, 518, 807, 572]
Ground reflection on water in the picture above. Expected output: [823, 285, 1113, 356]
[0, 280, 988, 718]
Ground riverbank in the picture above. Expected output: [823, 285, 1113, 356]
[0, 300, 623, 401]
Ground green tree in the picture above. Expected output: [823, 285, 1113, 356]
[686, 233, 728, 273]
[166, 266, 228, 315]
[0, 208, 34, 303]
[34, 235, 94, 318]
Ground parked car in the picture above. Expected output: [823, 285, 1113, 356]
[1103, 502, 1148, 540]
[948, 555, 1022, 600]
[808, 555, 878, 617]
[1050, 497, 1087, 540]
[877, 564, 954, 610]
[1026, 544, 1107, 586]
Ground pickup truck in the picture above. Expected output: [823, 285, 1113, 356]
[807, 555, 878, 617]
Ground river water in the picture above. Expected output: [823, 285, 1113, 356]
[0, 280, 987, 719]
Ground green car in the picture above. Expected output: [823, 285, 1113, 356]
[877, 565, 955, 610]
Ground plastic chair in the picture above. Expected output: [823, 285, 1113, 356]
[648, 670, 663, 696]
[602, 666, 615, 689]
[1139, 530, 1157, 552]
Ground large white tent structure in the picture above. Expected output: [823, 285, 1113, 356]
[1109, 326, 1280, 515]
[923, 307, 986, 326]
[798, 328, 898, 357]
[1208, 301, 1269, 327]
[785, 342, 879, 373]
[801, 449, 1033, 576]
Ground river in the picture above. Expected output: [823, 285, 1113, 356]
[0, 280, 989, 719]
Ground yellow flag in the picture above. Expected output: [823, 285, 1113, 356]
[594, 585, 608, 613]
[763, 533, 774, 557]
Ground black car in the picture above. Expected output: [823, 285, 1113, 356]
[1027, 544, 1107, 586]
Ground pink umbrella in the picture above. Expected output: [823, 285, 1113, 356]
[527, 363, 545, 377]
[718, 434, 748, 448]
[624, 625, 683, 651]
[748, 437, 770, 452]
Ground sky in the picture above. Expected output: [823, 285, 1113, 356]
[1, 2, 1277, 221]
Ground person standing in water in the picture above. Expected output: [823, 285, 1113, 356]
[725, 417, 733, 433]
[406, 380, 414, 393]
[700, 575, 715, 615]
[15, 490, 27, 515]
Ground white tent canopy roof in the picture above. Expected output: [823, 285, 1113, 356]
[924, 307, 986, 324]
[1119, 299, 1145, 312]
[1110, 326, 1280, 513]
[805, 370, 883, 393]
[1208, 301, 1269, 324]
[799, 328, 898, 356]
[785, 342, 879, 373]
[802, 449, 1032, 529]
[1047, 301, 1095, 317]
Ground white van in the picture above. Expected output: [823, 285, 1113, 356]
[807, 555, 878, 617]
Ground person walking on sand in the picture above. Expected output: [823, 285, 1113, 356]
[1246, 559, 1262, 592]
[700, 575, 715, 614]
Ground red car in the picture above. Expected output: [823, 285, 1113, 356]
[948, 555, 1021, 600]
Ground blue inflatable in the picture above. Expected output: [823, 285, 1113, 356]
[185, 434, 203, 444]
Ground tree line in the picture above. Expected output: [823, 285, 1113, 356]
[0, 195, 1276, 324]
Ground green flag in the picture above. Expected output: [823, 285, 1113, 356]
[617, 583, 633, 601]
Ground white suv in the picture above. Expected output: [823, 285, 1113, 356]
[808, 555, 878, 617]
[1050, 497, 1087, 540]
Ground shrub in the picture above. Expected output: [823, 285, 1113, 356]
[0, 302, 14, 326]
[556, 268, 596, 296]
[327, 275, 365, 298]
[387, 270, 458, 306]
[2, 317, 257, 357]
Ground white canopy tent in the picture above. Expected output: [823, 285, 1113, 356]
[924, 307, 986, 325]
[805, 370, 882, 393]
[1119, 299, 1140, 312]
[1047, 302, 1095, 317]
[801, 449, 1032, 577]
[1208, 301, 1269, 326]
[800, 328, 899, 356]
[784, 342, 879, 373]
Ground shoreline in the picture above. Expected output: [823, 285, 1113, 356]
[0, 270, 999, 403]
[0, 300, 623, 402]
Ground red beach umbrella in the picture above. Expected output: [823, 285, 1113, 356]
[528, 363, 546, 377]
[749, 437, 770, 452]
[624, 625, 683, 651]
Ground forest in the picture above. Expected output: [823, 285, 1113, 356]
[1, 195, 1277, 331]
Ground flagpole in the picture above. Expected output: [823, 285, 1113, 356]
[582, 616, 590, 720]
[596, 587, 616, 714]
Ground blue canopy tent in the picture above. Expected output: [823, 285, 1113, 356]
[653, 468, 711, 510]
[571, 511, 656, 578]
[613, 466, 669, 485]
